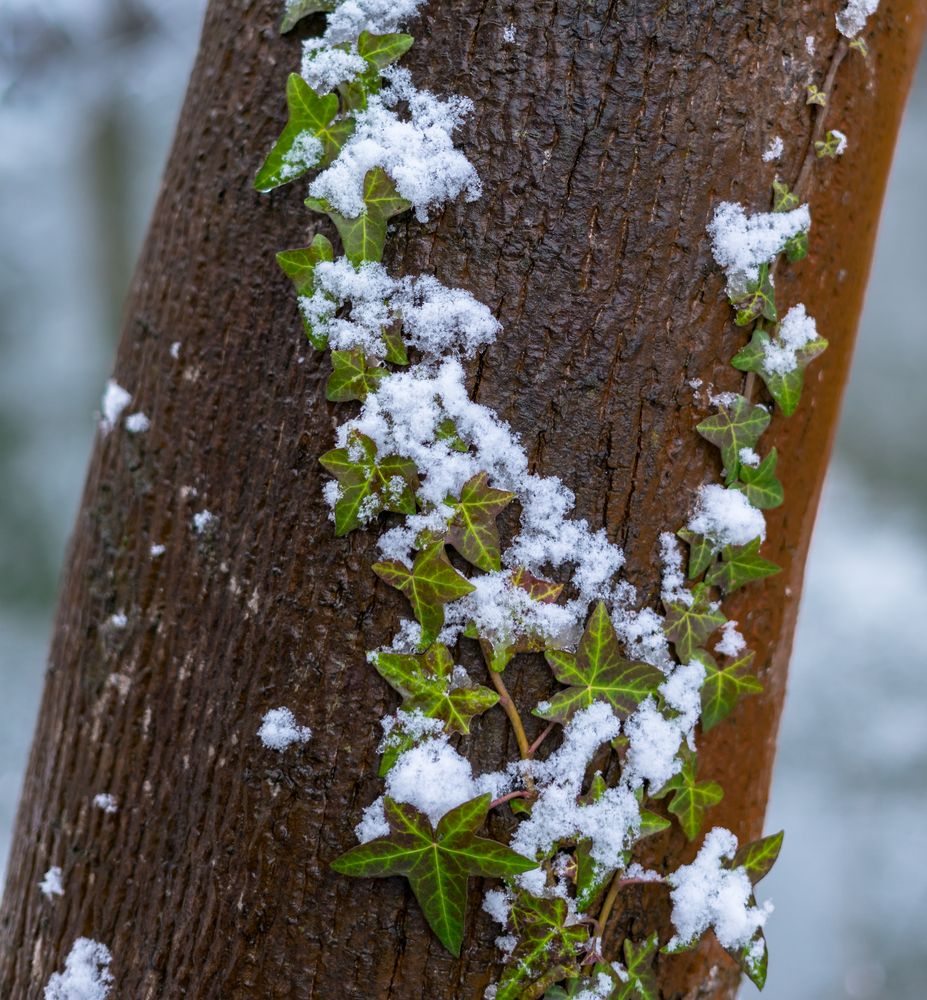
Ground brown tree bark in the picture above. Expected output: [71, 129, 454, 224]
[2, 1, 924, 997]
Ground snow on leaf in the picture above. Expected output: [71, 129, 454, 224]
[331, 794, 535, 956]
[326, 349, 389, 401]
[373, 539, 475, 646]
[696, 394, 770, 484]
[306, 166, 412, 263]
[655, 754, 724, 841]
[704, 537, 780, 594]
[663, 583, 726, 663]
[693, 649, 763, 733]
[254, 74, 353, 191]
[729, 262, 777, 327]
[372, 644, 498, 734]
[319, 431, 418, 535]
[731, 328, 828, 417]
[276, 234, 335, 349]
[536, 602, 663, 724]
[444, 472, 515, 572]
[734, 447, 783, 510]
[280, 0, 336, 34]
[495, 891, 588, 1000]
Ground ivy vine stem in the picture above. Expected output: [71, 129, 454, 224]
[489, 668, 532, 759]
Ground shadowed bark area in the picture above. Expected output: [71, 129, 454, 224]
[1, 0, 924, 997]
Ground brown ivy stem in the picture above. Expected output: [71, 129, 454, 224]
[489, 669, 532, 760]
[489, 790, 533, 810]
[527, 721, 556, 758]
[593, 873, 666, 942]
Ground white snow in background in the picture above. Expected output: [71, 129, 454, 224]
[707, 201, 810, 285]
[99, 379, 130, 433]
[39, 865, 64, 898]
[257, 707, 312, 750]
[688, 484, 766, 546]
[668, 827, 772, 951]
[836, 0, 879, 37]
[44, 938, 113, 1000]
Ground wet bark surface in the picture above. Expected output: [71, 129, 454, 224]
[2, 0, 924, 997]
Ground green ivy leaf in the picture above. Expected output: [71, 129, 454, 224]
[731, 328, 828, 417]
[663, 583, 726, 663]
[729, 262, 777, 327]
[357, 30, 414, 69]
[704, 537, 780, 594]
[655, 754, 723, 841]
[275, 234, 334, 349]
[496, 892, 588, 1000]
[734, 931, 769, 990]
[373, 539, 475, 646]
[255, 74, 353, 192]
[477, 569, 565, 673]
[771, 179, 799, 213]
[444, 472, 514, 572]
[331, 794, 535, 956]
[697, 394, 771, 484]
[319, 431, 418, 535]
[536, 602, 663, 724]
[306, 166, 411, 264]
[616, 933, 660, 1000]
[732, 830, 784, 885]
[326, 349, 388, 402]
[382, 324, 409, 365]
[372, 644, 498, 735]
[783, 230, 808, 263]
[694, 649, 763, 733]
[436, 417, 469, 452]
[734, 447, 784, 510]
[677, 528, 715, 579]
[280, 0, 336, 33]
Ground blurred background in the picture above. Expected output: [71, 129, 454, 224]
[0, 2, 923, 997]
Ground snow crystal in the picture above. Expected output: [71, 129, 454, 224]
[762, 303, 819, 375]
[169, 341, 181, 359]
[573, 974, 616, 1000]
[355, 798, 390, 842]
[715, 620, 746, 658]
[301, 44, 367, 93]
[257, 707, 312, 750]
[44, 938, 113, 1000]
[830, 129, 848, 156]
[107, 613, 127, 629]
[762, 136, 784, 163]
[280, 131, 324, 180]
[707, 200, 810, 285]
[483, 887, 511, 926]
[93, 793, 118, 814]
[316, 0, 427, 47]
[612, 603, 673, 673]
[687, 484, 766, 547]
[150, 544, 166, 558]
[836, 0, 879, 37]
[667, 827, 773, 951]
[302, 259, 499, 360]
[99, 379, 131, 433]
[378, 734, 510, 826]
[659, 532, 690, 606]
[510, 702, 639, 868]
[502, 23, 517, 43]
[124, 412, 149, 434]
[739, 447, 760, 468]
[39, 866, 64, 898]
[495, 934, 517, 958]
[805, 34, 816, 56]
[192, 510, 217, 535]
[308, 67, 481, 222]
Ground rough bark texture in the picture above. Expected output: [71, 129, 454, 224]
[2, 1, 924, 997]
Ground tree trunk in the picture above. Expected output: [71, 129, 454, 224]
[2, 1, 924, 997]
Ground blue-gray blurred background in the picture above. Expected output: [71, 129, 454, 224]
[0, 3, 924, 997]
